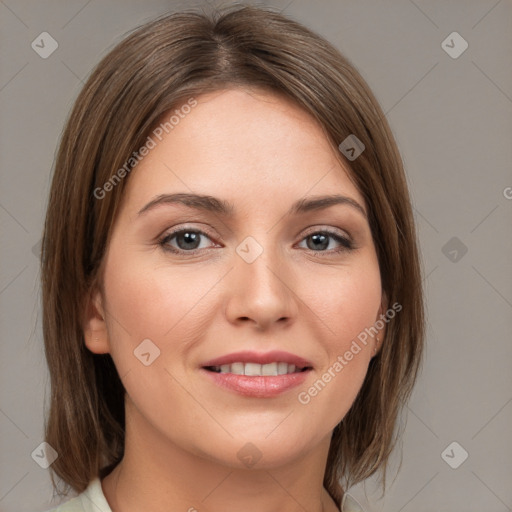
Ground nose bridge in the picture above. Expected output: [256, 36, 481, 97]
[225, 232, 297, 327]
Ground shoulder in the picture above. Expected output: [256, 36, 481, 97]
[42, 477, 112, 512]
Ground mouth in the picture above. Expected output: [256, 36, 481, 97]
[204, 362, 311, 376]
[200, 350, 313, 397]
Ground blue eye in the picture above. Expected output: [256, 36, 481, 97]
[158, 228, 354, 256]
[159, 229, 214, 253]
[299, 231, 353, 253]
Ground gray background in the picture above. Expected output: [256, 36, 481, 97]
[0, 0, 511, 511]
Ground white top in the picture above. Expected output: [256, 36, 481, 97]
[44, 477, 366, 512]
[44, 478, 111, 512]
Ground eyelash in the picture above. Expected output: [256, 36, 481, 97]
[157, 226, 354, 257]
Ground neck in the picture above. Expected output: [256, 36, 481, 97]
[101, 400, 339, 512]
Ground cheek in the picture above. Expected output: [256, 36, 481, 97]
[100, 246, 227, 377]
[294, 256, 381, 426]
[99, 251, 220, 433]
[301, 253, 382, 347]
[104, 247, 198, 334]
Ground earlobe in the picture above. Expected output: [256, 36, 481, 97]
[83, 288, 110, 354]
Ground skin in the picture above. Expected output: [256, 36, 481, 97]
[84, 87, 386, 512]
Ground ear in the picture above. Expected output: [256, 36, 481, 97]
[379, 290, 389, 318]
[83, 287, 110, 354]
[374, 291, 389, 355]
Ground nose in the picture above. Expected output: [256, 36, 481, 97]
[223, 239, 299, 331]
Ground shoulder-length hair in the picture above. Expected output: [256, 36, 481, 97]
[41, 5, 424, 506]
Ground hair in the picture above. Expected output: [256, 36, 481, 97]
[41, 4, 424, 507]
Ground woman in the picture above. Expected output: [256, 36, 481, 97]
[41, 5, 424, 512]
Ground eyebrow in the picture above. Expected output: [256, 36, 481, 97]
[137, 192, 367, 219]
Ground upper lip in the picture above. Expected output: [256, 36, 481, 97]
[201, 350, 313, 369]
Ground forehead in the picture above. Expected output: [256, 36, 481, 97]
[121, 87, 364, 215]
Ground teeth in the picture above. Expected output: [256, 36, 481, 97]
[262, 362, 278, 376]
[277, 362, 288, 375]
[231, 362, 244, 375]
[244, 363, 261, 376]
[211, 362, 305, 376]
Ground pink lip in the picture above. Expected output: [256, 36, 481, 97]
[201, 369, 311, 398]
[200, 350, 313, 398]
[201, 350, 313, 368]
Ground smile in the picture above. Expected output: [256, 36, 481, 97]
[205, 362, 309, 376]
[200, 350, 313, 397]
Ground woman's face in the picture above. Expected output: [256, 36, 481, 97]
[87, 88, 385, 469]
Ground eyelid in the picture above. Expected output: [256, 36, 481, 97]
[300, 225, 352, 242]
[160, 223, 352, 240]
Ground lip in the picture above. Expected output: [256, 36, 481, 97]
[201, 368, 311, 398]
[201, 350, 313, 368]
[200, 350, 313, 398]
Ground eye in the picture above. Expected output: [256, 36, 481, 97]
[297, 230, 354, 255]
[158, 228, 217, 254]
[158, 226, 354, 256]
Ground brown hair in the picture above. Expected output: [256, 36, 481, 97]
[41, 4, 424, 506]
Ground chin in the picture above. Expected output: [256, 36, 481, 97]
[196, 425, 324, 470]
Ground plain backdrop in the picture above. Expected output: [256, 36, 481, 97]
[0, 1, 511, 511]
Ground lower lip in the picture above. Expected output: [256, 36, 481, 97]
[201, 368, 311, 398]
